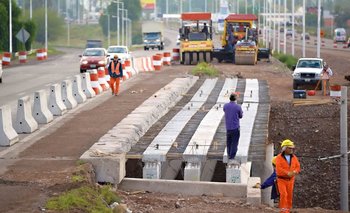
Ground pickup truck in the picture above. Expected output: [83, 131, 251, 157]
[292, 58, 324, 89]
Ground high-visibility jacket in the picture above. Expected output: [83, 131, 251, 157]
[275, 152, 301, 213]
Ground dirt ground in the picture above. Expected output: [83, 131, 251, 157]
[0, 46, 349, 212]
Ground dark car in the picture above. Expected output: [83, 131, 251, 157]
[301, 33, 310, 40]
[79, 48, 108, 73]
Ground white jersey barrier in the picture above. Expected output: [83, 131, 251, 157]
[72, 75, 87, 104]
[49, 84, 67, 116]
[15, 96, 39, 134]
[81, 73, 96, 98]
[0, 105, 19, 146]
[61, 80, 78, 110]
[33, 90, 54, 124]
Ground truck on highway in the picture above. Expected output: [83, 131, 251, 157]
[142, 21, 164, 51]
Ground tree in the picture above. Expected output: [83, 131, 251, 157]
[0, 3, 9, 51]
[32, 8, 65, 44]
[334, 0, 350, 28]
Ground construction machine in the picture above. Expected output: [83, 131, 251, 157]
[179, 12, 214, 65]
[213, 14, 264, 65]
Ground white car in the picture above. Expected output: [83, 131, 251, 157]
[107, 45, 132, 62]
[292, 58, 324, 89]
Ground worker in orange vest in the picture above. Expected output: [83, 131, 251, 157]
[275, 139, 301, 213]
[108, 55, 123, 96]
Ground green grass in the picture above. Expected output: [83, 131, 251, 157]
[273, 53, 298, 70]
[45, 185, 120, 212]
[191, 62, 219, 77]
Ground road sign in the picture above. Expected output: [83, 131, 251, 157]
[16, 28, 30, 44]
[320, 30, 325, 38]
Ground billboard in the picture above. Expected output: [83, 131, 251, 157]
[141, 0, 155, 10]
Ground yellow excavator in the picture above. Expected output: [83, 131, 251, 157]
[213, 14, 262, 65]
[179, 12, 214, 65]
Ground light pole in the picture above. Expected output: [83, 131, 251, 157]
[66, 0, 70, 46]
[278, 0, 281, 53]
[302, 0, 305, 57]
[45, 0, 48, 50]
[283, 0, 286, 54]
[316, 0, 321, 58]
[292, 0, 295, 56]
[30, 0, 32, 19]
[108, 14, 110, 46]
[273, 0, 276, 53]
[112, 1, 123, 46]
[9, 0, 12, 53]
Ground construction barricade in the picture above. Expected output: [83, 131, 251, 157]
[88, 69, 103, 95]
[172, 48, 180, 62]
[44, 48, 48, 59]
[152, 55, 162, 71]
[124, 59, 133, 79]
[104, 67, 110, 84]
[134, 57, 155, 72]
[36, 49, 45, 60]
[19, 51, 27, 63]
[163, 52, 171, 66]
[2, 52, 11, 66]
[97, 67, 109, 91]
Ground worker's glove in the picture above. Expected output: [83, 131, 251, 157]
[253, 183, 261, 188]
[287, 171, 295, 177]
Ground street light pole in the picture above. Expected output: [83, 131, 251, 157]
[108, 14, 110, 47]
[45, 0, 48, 50]
[302, 0, 305, 57]
[292, 0, 295, 56]
[30, 0, 33, 19]
[278, 0, 281, 53]
[66, 0, 70, 46]
[9, 0, 12, 53]
[316, 0, 321, 58]
[283, 0, 286, 54]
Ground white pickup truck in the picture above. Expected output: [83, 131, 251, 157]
[292, 58, 324, 89]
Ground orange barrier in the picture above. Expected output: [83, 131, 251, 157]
[172, 48, 180, 61]
[88, 69, 103, 95]
[124, 59, 133, 79]
[163, 52, 171, 65]
[2, 52, 11, 66]
[97, 67, 109, 91]
[342, 42, 347, 49]
[19, 51, 27, 63]
[36, 49, 45, 60]
[321, 40, 325, 47]
[44, 48, 48, 59]
[104, 67, 110, 84]
[134, 57, 155, 72]
[152, 55, 162, 71]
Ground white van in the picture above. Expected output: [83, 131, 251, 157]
[334, 28, 347, 43]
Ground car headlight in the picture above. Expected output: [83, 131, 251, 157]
[98, 60, 105, 65]
[293, 73, 301, 78]
[156, 39, 160, 42]
[81, 61, 88, 65]
[144, 40, 148, 42]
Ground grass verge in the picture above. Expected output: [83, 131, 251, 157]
[191, 62, 219, 77]
[273, 53, 298, 70]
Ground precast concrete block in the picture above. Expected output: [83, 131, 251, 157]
[143, 161, 161, 179]
[80, 151, 126, 184]
[15, 96, 38, 133]
[226, 163, 241, 183]
[184, 162, 201, 181]
[247, 177, 261, 205]
[61, 79, 78, 109]
[33, 90, 53, 124]
[81, 73, 96, 98]
[72, 75, 87, 104]
[0, 105, 19, 146]
[48, 84, 67, 116]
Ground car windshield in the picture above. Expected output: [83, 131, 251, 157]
[107, 47, 127, 53]
[144, 33, 160, 40]
[188, 32, 207, 41]
[83, 49, 104, 56]
[297, 60, 322, 68]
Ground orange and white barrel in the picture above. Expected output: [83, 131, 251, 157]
[163, 52, 171, 65]
[343, 41, 347, 48]
[2, 52, 11, 66]
[124, 59, 133, 79]
[152, 55, 162, 71]
[156, 53, 163, 67]
[19, 51, 27, 63]
[36, 49, 45, 60]
[321, 40, 325, 47]
[104, 67, 110, 84]
[333, 42, 338, 48]
[97, 67, 109, 91]
[88, 69, 103, 95]
[172, 48, 180, 61]
[44, 48, 48, 59]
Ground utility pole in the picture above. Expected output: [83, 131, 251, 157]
[302, 0, 305, 57]
[45, 0, 48, 50]
[316, 0, 321, 58]
[30, 0, 32, 19]
[292, 0, 295, 56]
[273, 0, 276, 53]
[66, 0, 70, 46]
[340, 87, 349, 211]
[9, 0, 12, 53]
[283, 0, 286, 54]
[278, 0, 281, 53]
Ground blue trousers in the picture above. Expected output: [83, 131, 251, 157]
[226, 128, 240, 159]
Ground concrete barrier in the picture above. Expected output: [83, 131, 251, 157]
[48, 84, 67, 116]
[247, 177, 261, 205]
[15, 96, 38, 133]
[33, 90, 53, 124]
[119, 178, 247, 198]
[61, 80, 78, 109]
[72, 75, 87, 104]
[0, 105, 19, 146]
[81, 73, 96, 98]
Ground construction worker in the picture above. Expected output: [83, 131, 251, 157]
[108, 55, 123, 96]
[321, 62, 333, 96]
[223, 93, 243, 164]
[275, 139, 301, 213]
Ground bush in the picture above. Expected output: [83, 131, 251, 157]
[274, 53, 298, 70]
[191, 62, 219, 77]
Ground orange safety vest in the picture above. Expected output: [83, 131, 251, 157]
[112, 61, 120, 75]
